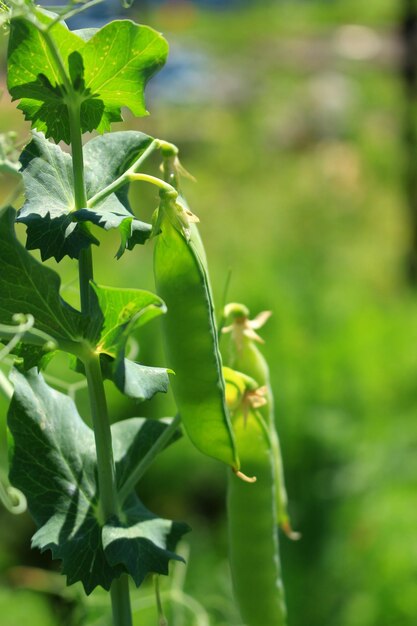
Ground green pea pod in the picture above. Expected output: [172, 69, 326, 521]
[153, 192, 239, 470]
[222, 303, 298, 537]
[223, 367, 287, 626]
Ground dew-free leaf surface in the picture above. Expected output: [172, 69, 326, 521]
[89, 283, 166, 355]
[8, 369, 188, 594]
[89, 284, 170, 401]
[0, 207, 84, 344]
[8, 14, 168, 143]
[18, 131, 153, 261]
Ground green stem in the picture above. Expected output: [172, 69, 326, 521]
[118, 414, 181, 505]
[78, 247, 94, 314]
[82, 351, 133, 626]
[68, 101, 87, 208]
[154, 575, 168, 626]
[63, 63, 132, 625]
[68, 101, 94, 313]
[128, 173, 177, 194]
[84, 352, 119, 521]
[87, 140, 173, 209]
[45, 0, 104, 30]
[110, 576, 133, 626]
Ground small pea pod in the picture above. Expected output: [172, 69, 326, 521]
[152, 155, 239, 470]
[224, 367, 287, 626]
[222, 303, 299, 537]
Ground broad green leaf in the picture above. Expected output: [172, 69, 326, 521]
[18, 132, 95, 261]
[8, 14, 168, 143]
[8, 369, 188, 594]
[106, 418, 187, 585]
[18, 132, 153, 261]
[81, 20, 168, 126]
[7, 13, 85, 143]
[0, 208, 84, 345]
[102, 356, 170, 402]
[89, 283, 166, 355]
[112, 417, 181, 489]
[90, 283, 170, 401]
[78, 130, 154, 258]
[103, 499, 187, 587]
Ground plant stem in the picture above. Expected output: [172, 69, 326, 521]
[68, 100, 94, 313]
[45, 0, 104, 30]
[119, 414, 181, 505]
[84, 352, 120, 520]
[65, 74, 132, 626]
[154, 575, 168, 626]
[82, 352, 134, 626]
[68, 101, 87, 209]
[128, 173, 177, 194]
[87, 139, 169, 208]
[111, 576, 133, 626]
[78, 247, 94, 313]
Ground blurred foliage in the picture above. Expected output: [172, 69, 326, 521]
[1, 1, 417, 625]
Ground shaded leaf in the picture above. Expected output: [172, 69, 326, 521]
[0, 208, 84, 345]
[111, 417, 181, 491]
[103, 497, 188, 587]
[8, 369, 187, 594]
[12, 343, 56, 372]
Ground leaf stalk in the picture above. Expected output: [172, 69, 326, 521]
[110, 575, 133, 626]
[83, 351, 120, 521]
[87, 139, 179, 209]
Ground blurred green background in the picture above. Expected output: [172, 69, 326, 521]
[1, 0, 417, 624]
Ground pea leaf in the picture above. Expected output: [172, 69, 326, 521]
[89, 284, 170, 402]
[7, 14, 85, 143]
[8, 369, 188, 594]
[112, 418, 181, 489]
[8, 14, 168, 143]
[0, 207, 84, 344]
[102, 356, 170, 403]
[17, 132, 95, 262]
[103, 501, 186, 588]
[89, 283, 166, 355]
[18, 132, 153, 261]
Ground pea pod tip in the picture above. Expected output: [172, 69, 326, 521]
[233, 468, 257, 484]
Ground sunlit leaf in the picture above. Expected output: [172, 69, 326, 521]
[18, 131, 153, 261]
[89, 283, 170, 401]
[8, 13, 168, 143]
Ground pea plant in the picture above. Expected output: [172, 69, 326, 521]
[0, 2, 296, 625]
